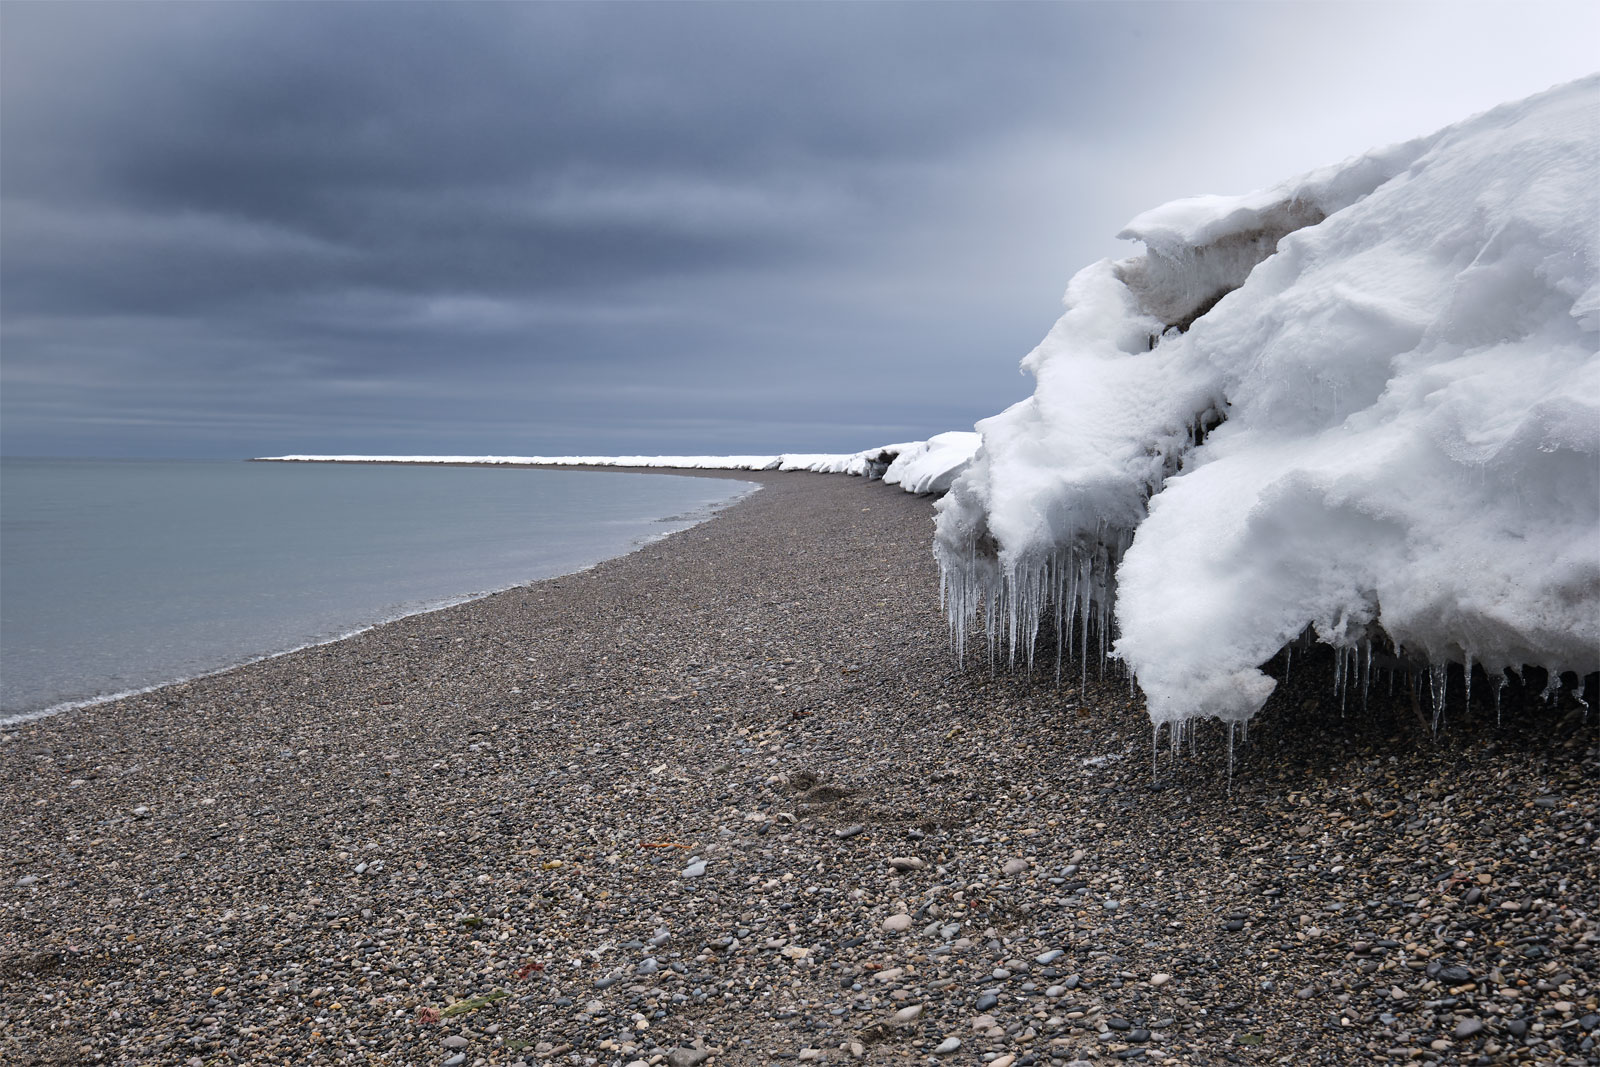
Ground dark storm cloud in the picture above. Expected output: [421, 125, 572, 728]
[3, 1, 1596, 457]
[4, 3, 1112, 308]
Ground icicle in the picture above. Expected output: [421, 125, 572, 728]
[1053, 554, 1065, 685]
[1338, 646, 1348, 717]
[1284, 645, 1292, 685]
[1430, 663, 1448, 734]
[1151, 723, 1160, 782]
[1096, 581, 1108, 680]
[1494, 675, 1505, 726]
[1362, 640, 1372, 711]
[1078, 553, 1091, 694]
[1463, 653, 1473, 713]
[1226, 722, 1236, 794]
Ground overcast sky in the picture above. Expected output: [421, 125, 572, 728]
[3, 2, 1596, 458]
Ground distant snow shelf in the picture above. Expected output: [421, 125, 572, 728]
[260, 432, 983, 497]
[937, 75, 1599, 731]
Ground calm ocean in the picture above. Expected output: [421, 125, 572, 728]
[0, 459, 755, 721]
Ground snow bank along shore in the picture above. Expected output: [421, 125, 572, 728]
[266, 78, 1598, 733]
[263, 430, 983, 499]
[934, 75, 1599, 731]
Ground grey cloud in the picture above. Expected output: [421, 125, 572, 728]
[4, 2, 1596, 458]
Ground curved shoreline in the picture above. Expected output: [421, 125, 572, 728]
[1, 470, 1594, 1067]
[0, 466, 760, 726]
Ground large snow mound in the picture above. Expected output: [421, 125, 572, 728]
[261, 438, 981, 491]
[936, 76, 1600, 727]
[882, 432, 982, 495]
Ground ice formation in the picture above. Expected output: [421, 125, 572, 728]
[882, 432, 983, 495]
[936, 76, 1599, 727]
[261, 434, 982, 493]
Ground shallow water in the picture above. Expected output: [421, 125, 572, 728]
[0, 459, 754, 719]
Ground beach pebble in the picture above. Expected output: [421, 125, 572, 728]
[442, 1036, 468, 1049]
[1002, 858, 1029, 877]
[681, 860, 707, 878]
[933, 1037, 961, 1055]
[882, 913, 913, 933]
[836, 825, 865, 839]
[4, 469, 1593, 1067]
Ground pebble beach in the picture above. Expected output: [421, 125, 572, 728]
[2, 469, 1596, 1067]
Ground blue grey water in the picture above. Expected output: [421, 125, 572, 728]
[0, 459, 755, 720]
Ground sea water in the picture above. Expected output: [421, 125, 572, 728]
[0, 459, 755, 720]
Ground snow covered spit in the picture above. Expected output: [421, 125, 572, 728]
[263, 432, 982, 496]
[936, 77, 1599, 731]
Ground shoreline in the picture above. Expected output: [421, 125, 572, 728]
[2, 471, 1595, 1066]
[0, 464, 762, 727]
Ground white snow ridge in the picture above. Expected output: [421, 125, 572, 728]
[259, 437, 981, 488]
[936, 76, 1599, 729]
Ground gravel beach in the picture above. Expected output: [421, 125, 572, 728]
[3, 469, 1596, 1067]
